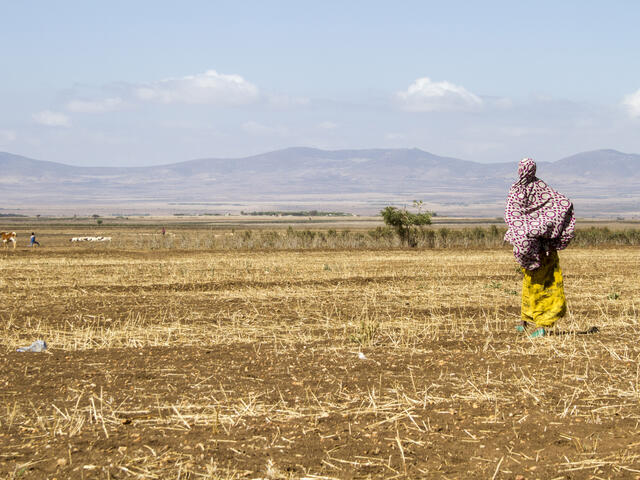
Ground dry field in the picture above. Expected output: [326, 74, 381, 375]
[1, 234, 640, 479]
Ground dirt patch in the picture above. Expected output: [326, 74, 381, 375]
[1, 246, 639, 478]
[3, 337, 639, 479]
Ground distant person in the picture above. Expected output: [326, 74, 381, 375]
[504, 158, 575, 337]
[30, 232, 40, 247]
[162, 226, 166, 235]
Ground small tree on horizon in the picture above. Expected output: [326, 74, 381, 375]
[380, 200, 431, 247]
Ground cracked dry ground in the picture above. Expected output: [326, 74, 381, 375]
[1, 247, 640, 479]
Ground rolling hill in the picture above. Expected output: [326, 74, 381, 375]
[1, 148, 638, 217]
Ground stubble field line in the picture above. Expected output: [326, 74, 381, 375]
[1, 246, 640, 478]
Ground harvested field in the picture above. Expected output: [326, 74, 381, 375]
[1, 242, 640, 479]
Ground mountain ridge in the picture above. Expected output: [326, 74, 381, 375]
[3, 146, 637, 172]
[1, 148, 638, 216]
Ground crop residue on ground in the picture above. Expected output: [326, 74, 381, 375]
[1, 242, 639, 478]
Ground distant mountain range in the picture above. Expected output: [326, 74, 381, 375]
[1, 148, 639, 217]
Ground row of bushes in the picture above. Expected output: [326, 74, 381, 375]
[113, 226, 640, 250]
[572, 227, 640, 246]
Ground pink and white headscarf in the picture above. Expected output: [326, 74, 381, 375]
[504, 158, 575, 270]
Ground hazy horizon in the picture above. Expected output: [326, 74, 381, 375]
[2, 145, 638, 169]
[2, 148, 639, 218]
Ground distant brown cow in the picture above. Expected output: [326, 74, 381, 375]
[1, 231, 17, 249]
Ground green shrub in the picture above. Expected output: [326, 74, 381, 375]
[380, 201, 431, 247]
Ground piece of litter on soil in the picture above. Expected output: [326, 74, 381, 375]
[358, 352, 367, 360]
[16, 340, 47, 352]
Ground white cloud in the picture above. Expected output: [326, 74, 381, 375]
[622, 89, 640, 117]
[135, 70, 259, 105]
[0, 129, 17, 143]
[32, 110, 71, 127]
[318, 121, 338, 130]
[395, 77, 483, 112]
[67, 97, 124, 113]
[242, 121, 288, 136]
[60, 71, 302, 115]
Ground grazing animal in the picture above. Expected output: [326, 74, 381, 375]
[1, 231, 17, 249]
[70, 236, 112, 242]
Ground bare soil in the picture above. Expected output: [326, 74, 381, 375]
[1, 244, 639, 479]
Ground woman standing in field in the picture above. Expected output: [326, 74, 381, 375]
[504, 158, 575, 337]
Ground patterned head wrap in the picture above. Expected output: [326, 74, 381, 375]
[517, 157, 536, 183]
[504, 157, 575, 270]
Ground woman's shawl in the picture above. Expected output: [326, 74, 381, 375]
[504, 158, 575, 270]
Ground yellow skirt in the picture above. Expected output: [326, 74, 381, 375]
[521, 250, 566, 328]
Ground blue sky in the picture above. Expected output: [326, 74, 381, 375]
[2, 1, 640, 166]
